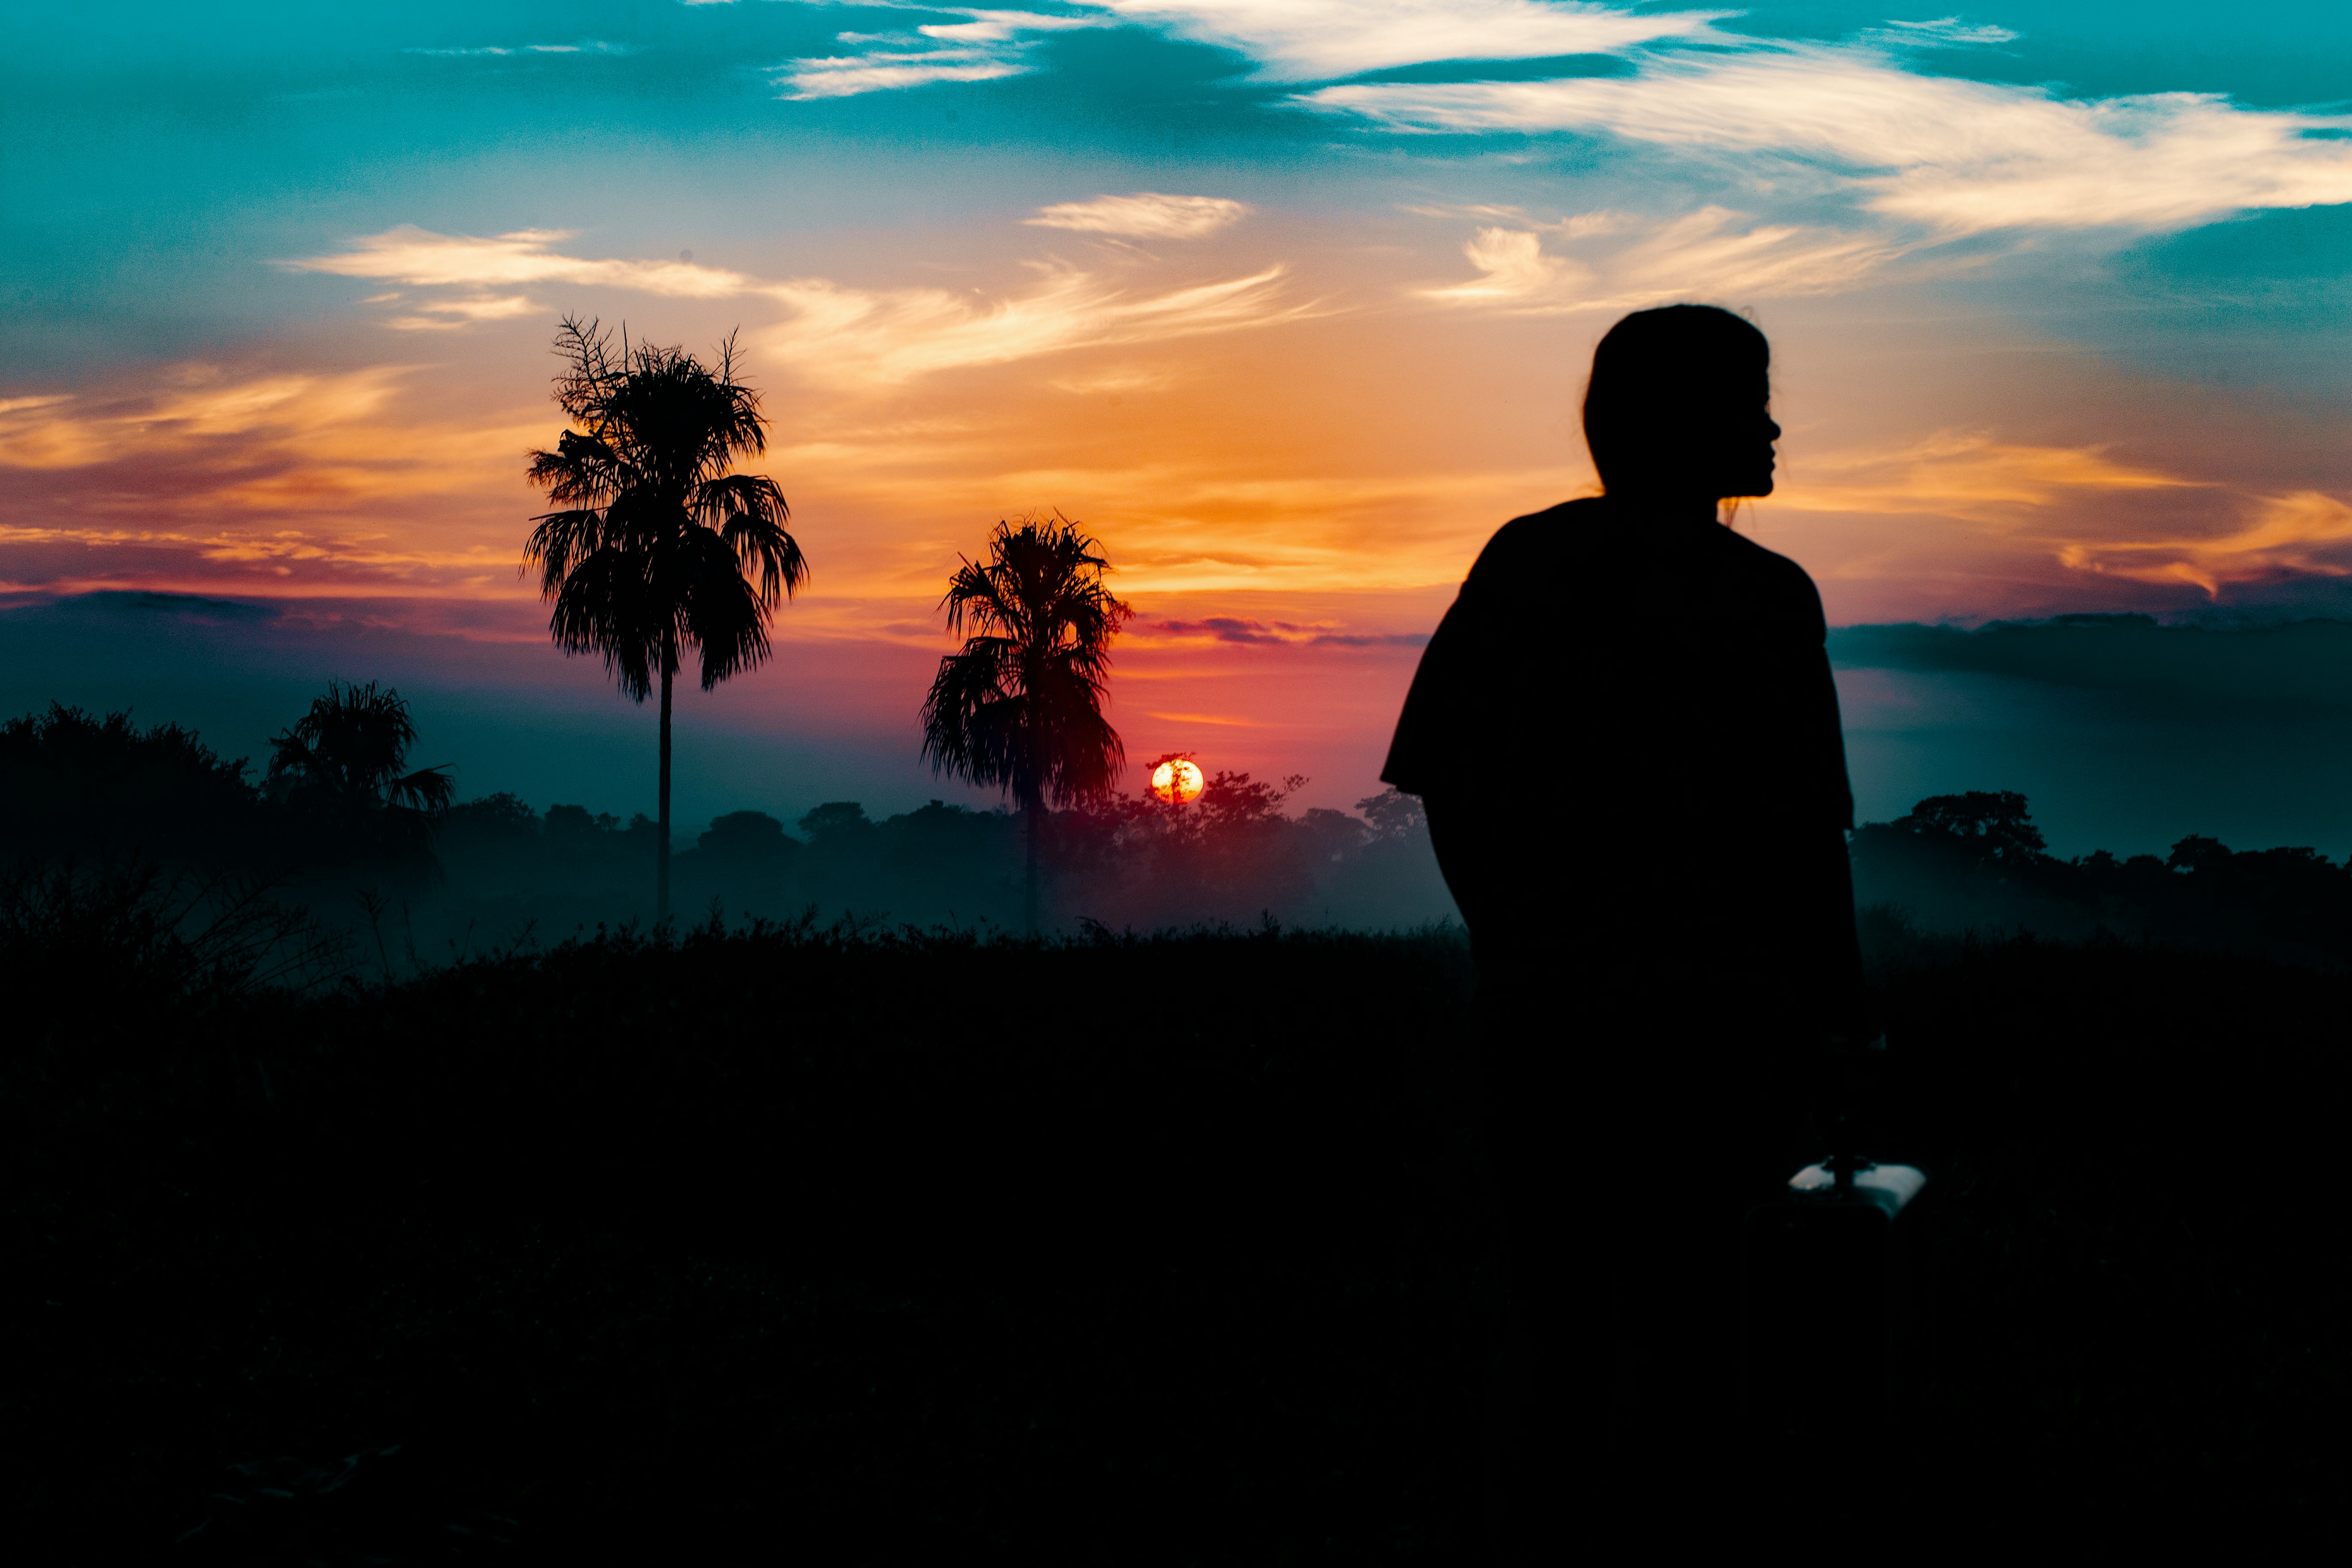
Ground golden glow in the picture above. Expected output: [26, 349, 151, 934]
[1150, 756, 1205, 804]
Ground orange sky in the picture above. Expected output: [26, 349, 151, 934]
[8, 5, 2352, 827]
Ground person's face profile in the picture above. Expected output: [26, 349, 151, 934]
[1692, 377, 1778, 500]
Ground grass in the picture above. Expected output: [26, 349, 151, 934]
[6, 907, 2345, 1559]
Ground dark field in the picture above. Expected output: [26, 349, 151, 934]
[7, 894, 2345, 1559]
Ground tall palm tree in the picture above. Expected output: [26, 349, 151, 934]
[920, 514, 1130, 931]
[524, 316, 807, 919]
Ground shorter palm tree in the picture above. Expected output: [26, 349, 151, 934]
[921, 514, 1130, 931]
[267, 681, 453, 869]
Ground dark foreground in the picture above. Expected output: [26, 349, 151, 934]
[7, 897, 2346, 1559]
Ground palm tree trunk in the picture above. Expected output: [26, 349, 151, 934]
[1023, 787, 1039, 936]
[657, 658, 674, 922]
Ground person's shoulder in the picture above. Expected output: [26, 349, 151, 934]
[1717, 528, 1827, 628]
[1464, 496, 1607, 586]
[1718, 527, 1811, 578]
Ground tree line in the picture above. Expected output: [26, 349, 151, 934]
[1849, 789, 2352, 962]
[0, 697, 1456, 954]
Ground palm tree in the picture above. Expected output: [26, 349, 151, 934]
[266, 681, 453, 869]
[524, 316, 807, 920]
[920, 514, 1131, 931]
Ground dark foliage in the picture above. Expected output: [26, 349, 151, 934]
[0, 704, 272, 873]
[267, 682, 453, 878]
[0, 698, 450, 894]
[1853, 791, 2352, 960]
[403, 783, 1453, 953]
[6, 901, 2340, 1557]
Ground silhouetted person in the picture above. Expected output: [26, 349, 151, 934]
[1383, 304, 1866, 1542]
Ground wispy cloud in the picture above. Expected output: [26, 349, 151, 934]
[779, 46, 1032, 97]
[0, 364, 543, 514]
[1865, 17, 2018, 49]
[1049, 365, 1183, 394]
[287, 225, 1316, 383]
[1778, 432, 2203, 519]
[763, 261, 1320, 386]
[405, 41, 635, 58]
[1094, 0, 1724, 82]
[287, 227, 750, 296]
[1418, 207, 1902, 311]
[771, 2, 1723, 97]
[777, 8, 1102, 98]
[1144, 709, 1265, 726]
[1311, 41, 2352, 235]
[760, 4, 2352, 247]
[386, 294, 542, 331]
[1027, 193, 1250, 239]
[1145, 615, 1426, 646]
[2055, 491, 2352, 596]
[0, 366, 546, 591]
[0, 369, 412, 471]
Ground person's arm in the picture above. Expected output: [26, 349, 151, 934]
[1799, 622, 1869, 1037]
[1422, 793, 1494, 942]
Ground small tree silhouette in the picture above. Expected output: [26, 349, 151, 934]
[267, 681, 453, 869]
[920, 515, 1130, 931]
[524, 316, 807, 919]
[1896, 791, 2047, 866]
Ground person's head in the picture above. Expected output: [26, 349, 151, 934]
[1582, 304, 1777, 504]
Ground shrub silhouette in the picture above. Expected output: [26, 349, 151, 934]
[0, 704, 269, 873]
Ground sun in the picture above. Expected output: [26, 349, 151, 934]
[1149, 756, 1204, 805]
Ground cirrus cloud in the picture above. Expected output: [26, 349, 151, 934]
[287, 226, 753, 296]
[763, 260, 1321, 386]
[1026, 193, 1250, 239]
[1419, 207, 1906, 311]
[2056, 492, 2352, 597]
[776, 7, 1103, 98]
[770, 1, 1725, 98]
[1091, 0, 1724, 82]
[1310, 41, 2352, 236]
[285, 224, 1321, 388]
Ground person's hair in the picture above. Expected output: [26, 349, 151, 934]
[1581, 304, 1769, 494]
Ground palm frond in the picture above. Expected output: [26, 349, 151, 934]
[549, 546, 665, 701]
[677, 526, 771, 690]
[922, 514, 1131, 809]
[388, 765, 456, 813]
[522, 509, 610, 597]
[696, 474, 806, 606]
[267, 682, 447, 813]
[522, 321, 801, 704]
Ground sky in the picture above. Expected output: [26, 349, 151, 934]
[6, 3, 2352, 858]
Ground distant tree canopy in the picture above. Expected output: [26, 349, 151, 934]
[1, 693, 1457, 944]
[1890, 791, 2046, 865]
[1850, 792, 2352, 961]
[0, 704, 267, 871]
[1, 690, 454, 888]
[33, 686, 2352, 958]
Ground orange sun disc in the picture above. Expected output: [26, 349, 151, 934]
[1150, 757, 1204, 805]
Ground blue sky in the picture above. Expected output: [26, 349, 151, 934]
[6, 3, 2352, 857]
